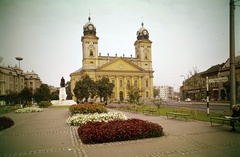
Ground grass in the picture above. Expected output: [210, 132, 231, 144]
[118, 105, 222, 122]
[49, 105, 71, 109]
[0, 105, 21, 114]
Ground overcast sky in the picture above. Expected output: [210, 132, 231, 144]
[0, 0, 240, 90]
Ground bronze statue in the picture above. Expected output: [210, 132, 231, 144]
[60, 77, 65, 87]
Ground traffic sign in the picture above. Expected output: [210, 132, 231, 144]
[209, 77, 228, 83]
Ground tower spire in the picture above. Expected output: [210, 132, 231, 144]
[88, 10, 91, 22]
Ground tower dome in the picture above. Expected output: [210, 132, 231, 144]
[83, 16, 96, 35]
[136, 22, 149, 40]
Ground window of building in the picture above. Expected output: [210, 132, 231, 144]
[134, 80, 138, 88]
[90, 50, 93, 56]
[127, 80, 130, 89]
[120, 80, 122, 88]
[30, 82, 33, 86]
[146, 80, 148, 87]
[146, 91, 149, 98]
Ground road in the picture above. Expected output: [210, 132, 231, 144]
[145, 99, 231, 114]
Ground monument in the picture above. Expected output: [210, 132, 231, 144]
[51, 77, 76, 106]
[59, 77, 67, 101]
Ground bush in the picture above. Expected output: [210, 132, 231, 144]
[0, 116, 14, 131]
[78, 118, 164, 144]
[38, 101, 52, 108]
[66, 112, 128, 126]
[69, 103, 107, 115]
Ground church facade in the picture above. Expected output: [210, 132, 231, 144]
[70, 17, 154, 101]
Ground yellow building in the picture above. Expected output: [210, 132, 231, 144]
[70, 17, 154, 101]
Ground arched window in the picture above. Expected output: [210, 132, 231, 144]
[90, 50, 93, 56]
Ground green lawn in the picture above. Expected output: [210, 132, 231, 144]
[118, 105, 222, 122]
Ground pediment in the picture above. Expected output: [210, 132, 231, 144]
[96, 58, 143, 72]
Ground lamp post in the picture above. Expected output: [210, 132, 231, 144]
[15, 57, 23, 95]
[15, 57, 23, 69]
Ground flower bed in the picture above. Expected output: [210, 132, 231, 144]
[14, 107, 43, 113]
[69, 103, 107, 115]
[78, 118, 163, 144]
[0, 116, 14, 131]
[66, 112, 128, 126]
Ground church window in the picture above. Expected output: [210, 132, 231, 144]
[146, 91, 149, 98]
[145, 53, 148, 59]
[120, 80, 123, 87]
[146, 80, 148, 87]
[127, 80, 130, 89]
[90, 50, 93, 56]
[134, 80, 138, 88]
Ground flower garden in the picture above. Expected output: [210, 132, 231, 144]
[67, 103, 164, 144]
[14, 107, 43, 113]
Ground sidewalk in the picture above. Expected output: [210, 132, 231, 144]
[0, 108, 240, 157]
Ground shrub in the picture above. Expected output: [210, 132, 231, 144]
[78, 118, 163, 144]
[0, 116, 14, 131]
[38, 101, 52, 108]
[14, 107, 43, 113]
[69, 103, 107, 115]
[66, 112, 128, 126]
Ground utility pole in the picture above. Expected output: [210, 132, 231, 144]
[230, 0, 236, 109]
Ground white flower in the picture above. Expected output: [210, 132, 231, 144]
[14, 107, 43, 113]
[66, 112, 128, 126]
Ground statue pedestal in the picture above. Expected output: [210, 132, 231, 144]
[59, 87, 67, 101]
[51, 87, 76, 106]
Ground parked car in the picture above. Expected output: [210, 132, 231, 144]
[185, 98, 191, 102]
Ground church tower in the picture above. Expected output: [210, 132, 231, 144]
[134, 22, 153, 71]
[81, 16, 99, 69]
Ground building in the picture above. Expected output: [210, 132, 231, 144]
[180, 56, 240, 102]
[24, 70, 42, 91]
[159, 85, 174, 100]
[70, 17, 154, 101]
[0, 63, 42, 104]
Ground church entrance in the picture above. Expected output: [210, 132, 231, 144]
[119, 91, 124, 101]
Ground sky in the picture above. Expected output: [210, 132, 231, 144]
[0, 0, 240, 90]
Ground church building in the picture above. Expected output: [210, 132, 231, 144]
[70, 17, 154, 101]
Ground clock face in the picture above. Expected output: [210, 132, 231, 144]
[119, 64, 123, 69]
[143, 30, 147, 35]
[88, 24, 93, 30]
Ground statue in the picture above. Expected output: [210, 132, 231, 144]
[60, 77, 65, 87]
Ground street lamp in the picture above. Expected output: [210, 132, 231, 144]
[15, 57, 23, 69]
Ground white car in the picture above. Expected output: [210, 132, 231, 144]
[185, 98, 191, 102]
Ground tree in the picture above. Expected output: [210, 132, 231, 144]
[51, 90, 59, 100]
[5, 90, 19, 105]
[65, 81, 72, 100]
[127, 85, 143, 105]
[153, 87, 159, 98]
[19, 87, 33, 105]
[96, 77, 114, 102]
[73, 75, 96, 102]
[33, 84, 51, 103]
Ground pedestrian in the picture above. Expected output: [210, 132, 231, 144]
[229, 105, 240, 132]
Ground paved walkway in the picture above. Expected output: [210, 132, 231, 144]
[0, 108, 240, 157]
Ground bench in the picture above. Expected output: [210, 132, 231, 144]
[166, 107, 195, 121]
[143, 108, 157, 115]
[210, 110, 240, 127]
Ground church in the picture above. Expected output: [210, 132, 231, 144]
[70, 16, 154, 102]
